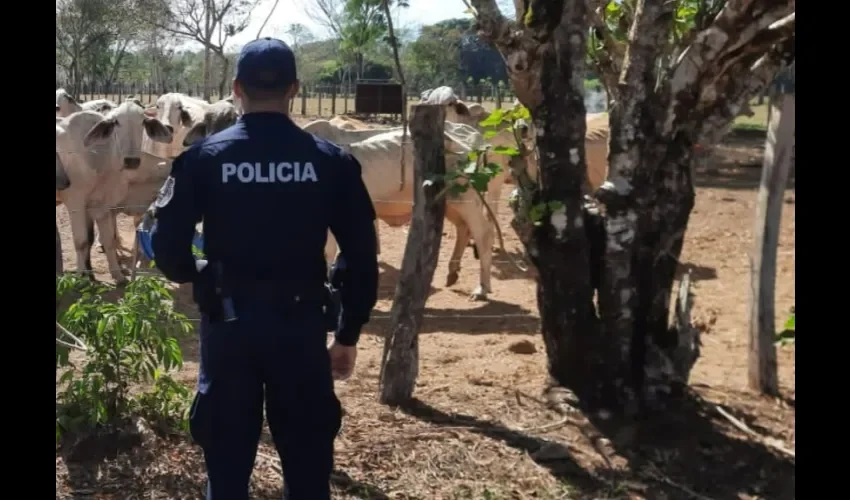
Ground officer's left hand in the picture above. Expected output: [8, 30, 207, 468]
[328, 340, 357, 381]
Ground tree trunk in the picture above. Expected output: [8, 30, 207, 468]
[218, 53, 231, 100]
[203, 46, 212, 101]
[378, 104, 447, 405]
[748, 93, 795, 396]
[202, 2, 213, 102]
[470, 0, 794, 415]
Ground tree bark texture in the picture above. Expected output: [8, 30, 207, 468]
[471, 0, 795, 413]
[748, 93, 795, 396]
[378, 104, 447, 406]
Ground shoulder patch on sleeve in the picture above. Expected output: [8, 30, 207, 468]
[154, 176, 176, 208]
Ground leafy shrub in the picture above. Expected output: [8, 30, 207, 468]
[56, 274, 194, 440]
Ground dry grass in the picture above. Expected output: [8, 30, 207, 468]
[55, 129, 794, 499]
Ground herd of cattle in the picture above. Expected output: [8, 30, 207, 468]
[55, 86, 610, 300]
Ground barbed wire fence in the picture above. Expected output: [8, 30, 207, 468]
[56, 81, 518, 117]
[56, 200, 542, 325]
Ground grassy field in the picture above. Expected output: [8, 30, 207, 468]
[733, 100, 770, 132]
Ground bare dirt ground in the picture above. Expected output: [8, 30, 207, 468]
[55, 130, 795, 499]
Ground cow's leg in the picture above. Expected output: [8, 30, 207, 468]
[67, 204, 95, 277]
[456, 201, 494, 301]
[94, 212, 127, 283]
[447, 221, 469, 287]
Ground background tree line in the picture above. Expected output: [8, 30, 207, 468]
[56, 0, 604, 100]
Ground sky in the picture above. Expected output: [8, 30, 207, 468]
[221, 0, 509, 51]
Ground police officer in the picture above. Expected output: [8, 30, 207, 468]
[151, 37, 378, 500]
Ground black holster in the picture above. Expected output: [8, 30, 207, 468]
[192, 262, 237, 323]
[323, 283, 341, 332]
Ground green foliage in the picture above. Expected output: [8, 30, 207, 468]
[134, 374, 194, 433]
[56, 274, 194, 440]
[775, 310, 795, 347]
[429, 105, 564, 231]
[586, 0, 726, 72]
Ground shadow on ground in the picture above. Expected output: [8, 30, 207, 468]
[402, 389, 794, 500]
[491, 248, 536, 282]
[585, 391, 795, 500]
[675, 262, 718, 281]
[377, 261, 441, 301]
[364, 296, 538, 337]
[399, 399, 619, 498]
[58, 428, 199, 498]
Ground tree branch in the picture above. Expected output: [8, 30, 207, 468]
[695, 36, 794, 148]
[468, 0, 543, 107]
[660, 0, 795, 136]
[586, 0, 623, 98]
[605, 0, 675, 185]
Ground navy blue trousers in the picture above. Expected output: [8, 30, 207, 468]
[189, 305, 341, 500]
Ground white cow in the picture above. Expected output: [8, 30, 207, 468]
[56, 89, 79, 117]
[55, 89, 118, 117]
[143, 92, 210, 159]
[182, 98, 241, 147]
[323, 123, 497, 300]
[56, 102, 173, 281]
[302, 119, 395, 146]
[421, 87, 534, 273]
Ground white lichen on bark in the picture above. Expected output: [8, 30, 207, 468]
[600, 177, 633, 196]
[550, 205, 569, 240]
[604, 210, 637, 251]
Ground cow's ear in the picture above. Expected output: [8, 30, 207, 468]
[144, 117, 174, 144]
[83, 117, 118, 148]
[182, 122, 207, 147]
[180, 109, 193, 127]
[453, 101, 470, 116]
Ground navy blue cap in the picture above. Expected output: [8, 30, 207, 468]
[235, 37, 297, 89]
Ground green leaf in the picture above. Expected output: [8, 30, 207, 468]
[463, 161, 478, 174]
[529, 203, 547, 224]
[478, 109, 505, 128]
[492, 145, 521, 157]
[482, 129, 500, 139]
[468, 173, 491, 193]
[784, 314, 795, 331]
[547, 200, 564, 212]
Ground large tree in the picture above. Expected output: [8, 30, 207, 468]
[137, 0, 261, 99]
[468, 0, 794, 413]
[56, 0, 139, 94]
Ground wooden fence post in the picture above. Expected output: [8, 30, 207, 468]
[301, 89, 307, 116]
[331, 85, 337, 115]
[317, 87, 323, 116]
[748, 92, 795, 396]
[378, 104, 447, 406]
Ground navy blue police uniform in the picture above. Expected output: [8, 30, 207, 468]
[151, 38, 378, 500]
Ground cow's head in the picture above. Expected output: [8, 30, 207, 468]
[182, 100, 239, 147]
[151, 93, 195, 133]
[89, 100, 116, 114]
[421, 86, 491, 129]
[55, 88, 81, 117]
[83, 100, 173, 169]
